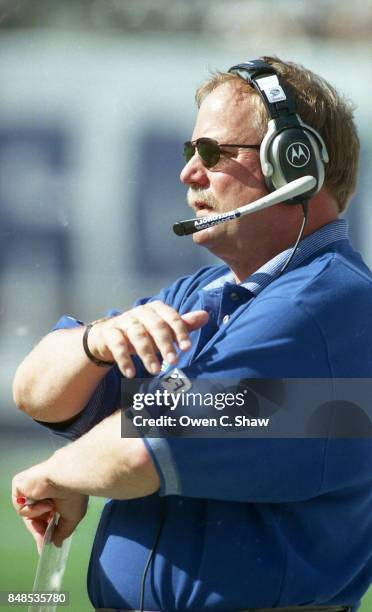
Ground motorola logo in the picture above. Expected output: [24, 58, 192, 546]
[286, 142, 311, 168]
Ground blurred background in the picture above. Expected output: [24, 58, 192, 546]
[0, 1, 371, 610]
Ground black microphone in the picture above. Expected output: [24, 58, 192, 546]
[173, 176, 316, 236]
[173, 210, 242, 236]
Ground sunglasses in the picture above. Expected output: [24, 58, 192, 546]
[183, 137, 260, 168]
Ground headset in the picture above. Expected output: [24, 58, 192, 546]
[227, 58, 329, 201]
[173, 58, 329, 240]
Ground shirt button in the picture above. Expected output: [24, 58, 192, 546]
[222, 314, 230, 324]
[230, 292, 240, 301]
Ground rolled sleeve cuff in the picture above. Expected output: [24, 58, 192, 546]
[143, 437, 181, 496]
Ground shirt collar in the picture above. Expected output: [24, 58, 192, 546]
[203, 219, 349, 296]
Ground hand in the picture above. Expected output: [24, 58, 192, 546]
[87, 301, 209, 377]
[12, 462, 88, 553]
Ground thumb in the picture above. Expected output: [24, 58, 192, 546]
[52, 516, 77, 547]
[181, 310, 209, 331]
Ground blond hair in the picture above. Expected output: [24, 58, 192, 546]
[195, 56, 359, 212]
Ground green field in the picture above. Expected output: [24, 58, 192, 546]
[1, 432, 371, 612]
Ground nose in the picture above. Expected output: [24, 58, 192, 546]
[180, 154, 209, 188]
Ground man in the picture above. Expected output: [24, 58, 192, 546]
[12, 57, 372, 612]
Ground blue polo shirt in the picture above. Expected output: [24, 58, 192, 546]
[50, 220, 372, 611]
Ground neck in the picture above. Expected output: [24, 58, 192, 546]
[216, 194, 339, 284]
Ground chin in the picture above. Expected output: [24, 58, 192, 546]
[192, 225, 228, 253]
[193, 225, 217, 244]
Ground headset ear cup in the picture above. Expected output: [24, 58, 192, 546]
[266, 128, 324, 201]
[303, 130, 325, 191]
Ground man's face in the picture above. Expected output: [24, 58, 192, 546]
[180, 81, 268, 257]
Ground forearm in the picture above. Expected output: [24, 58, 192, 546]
[13, 327, 109, 423]
[12, 410, 159, 548]
[12, 303, 207, 424]
[45, 410, 160, 499]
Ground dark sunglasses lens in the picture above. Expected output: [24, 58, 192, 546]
[197, 139, 220, 167]
[183, 142, 195, 163]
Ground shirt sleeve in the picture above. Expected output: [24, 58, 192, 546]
[36, 266, 219, 440]
[35, 313, 122, 440]
[139, 296, 372, 503]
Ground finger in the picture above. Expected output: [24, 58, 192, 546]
[23, 516, 50, 537]
[143, 302, 193, 352]
[52, 516, 81, 547]
[129, 308, 178, 365]
[101, 326, 138, 378]
[23, 517, 50, 553]
[125, 320, 163, 375]
[147, 303, 209, 347]
[181, 310, 209, 331]
[18, 502, 54, 518]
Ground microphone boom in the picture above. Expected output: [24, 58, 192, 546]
[173, 176, 316, 236]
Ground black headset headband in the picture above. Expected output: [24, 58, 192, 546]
[228, 60, 297, 127]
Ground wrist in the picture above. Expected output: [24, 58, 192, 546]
[44, 449, 72, 494]
[14, 460, 59, 503]
[82, 318, 115, 367]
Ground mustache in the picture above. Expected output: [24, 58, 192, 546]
[187, 189, 219, 209]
